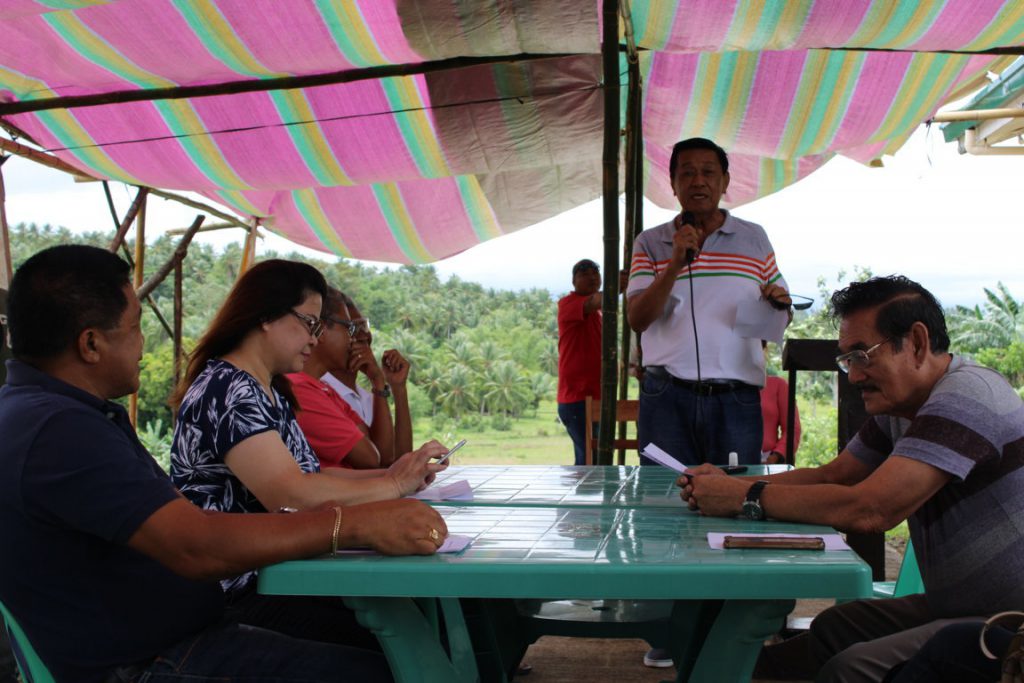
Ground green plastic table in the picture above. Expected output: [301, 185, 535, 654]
[258, 504, 871, 683]
[428, 464, 790, 508]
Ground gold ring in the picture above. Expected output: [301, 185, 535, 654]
[429, 528, 441, 543]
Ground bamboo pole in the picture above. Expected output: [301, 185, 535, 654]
[0, 136, 93, 181]
[618, 49, 643, 465]
[0, 52, 582, 117]
[137, 215, 204, 300]
[173, 259, 183, 391]
[930, 106, 1024, 122]
[128, 196, 146, 427]
[108, 187, 149, 253]
[102, 182, 175, 341]
[239, 217, 258, 276]
[0, 157, 12, 289]
[596, 0, 621, 466]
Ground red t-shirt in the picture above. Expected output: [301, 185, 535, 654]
[287, 372, 366, 468]
[557, 291, 602, 403]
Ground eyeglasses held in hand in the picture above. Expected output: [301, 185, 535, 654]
[835, 337, 894, 373]
[767, 293, 815, 311]
[289, 310, 325, 339]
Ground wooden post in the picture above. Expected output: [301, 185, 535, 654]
[109, 187, 149, 253]
[596, 0, 621, 465]
[174, 259, 183, 392]
[239, 217, 258, 276]
[618, 52, 644, 462]
[128, 195, 146, 427]
[0, 157, 13, 289]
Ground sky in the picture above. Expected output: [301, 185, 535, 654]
[4, 123, 1023, 309]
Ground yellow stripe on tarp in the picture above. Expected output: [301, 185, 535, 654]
[35, 108, 146, 184]
[314, 0, 386, 68]
[456, 175, 502, 241]
[705, 51, 758, 149]
[870, 53, 965, 148]
[271, 89, 353, 187]
[630, 0, 677, 51]
[154, 99, 253, 190]
[373, 183, 435, 263]
[799, 51, 864, 156]
[382, 77, 450, 179]
[960, 2, 1024, 52]
[172, 0, 285, 78]
[291, 188, 354, 258]
[683, 53, 725, 138]
[212, 189, 263, 218]
[0, 64, 53, 101]
[44, 11, 175, 88]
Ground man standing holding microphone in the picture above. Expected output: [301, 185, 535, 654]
[626, 137, 791, 470]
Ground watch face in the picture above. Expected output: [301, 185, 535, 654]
[742, 500, 765, 521]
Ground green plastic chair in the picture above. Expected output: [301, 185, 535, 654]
[872, 541, 923, 598]
[786, 541, 923, 634]
[0, 598, 55, 683]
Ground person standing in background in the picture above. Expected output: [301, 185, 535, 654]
[557, 259, 602, 465]
[761, 341, 801, 464]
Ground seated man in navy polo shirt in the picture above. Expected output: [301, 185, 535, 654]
[0, 245, 447, 683]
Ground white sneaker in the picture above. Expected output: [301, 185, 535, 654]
[643, 648, 673, 668]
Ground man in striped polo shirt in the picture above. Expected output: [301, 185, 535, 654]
[680, 275, 1024, 682]
[627, 137, 791, 469]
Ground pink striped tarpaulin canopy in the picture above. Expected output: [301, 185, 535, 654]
[0, 1, 1020, 262]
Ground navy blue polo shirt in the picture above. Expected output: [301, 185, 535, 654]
[0, 360, 223, 682]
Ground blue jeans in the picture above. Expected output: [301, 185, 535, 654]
[637, 368, 762, 467]
[558, 401, 597, 466]
[132, 593, 391, 682]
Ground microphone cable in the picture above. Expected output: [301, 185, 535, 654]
[681, 213, 708, 462]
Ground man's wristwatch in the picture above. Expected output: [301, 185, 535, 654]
[742, 480, 770, 521]
[372, 385, 391, 399]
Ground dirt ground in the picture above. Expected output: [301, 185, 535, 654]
[512, 542, 903, 683]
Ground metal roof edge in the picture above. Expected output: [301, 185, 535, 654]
[941, 57, 1024, 142]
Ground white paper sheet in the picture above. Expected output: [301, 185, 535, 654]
[734, 298, 789, 344]
[335, 533, 473, 555]
[640, 443, 687, 473]
[412, 479, 474, 502]
[707, 532, 851, 551]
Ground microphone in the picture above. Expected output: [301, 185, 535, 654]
[680, 211, 697, 265]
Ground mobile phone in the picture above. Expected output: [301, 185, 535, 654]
[723, 535, 825, 550]
[436, 439, 467, 464]
[719, 465, 748, 475]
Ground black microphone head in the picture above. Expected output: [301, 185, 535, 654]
[680, 211, 696, 226]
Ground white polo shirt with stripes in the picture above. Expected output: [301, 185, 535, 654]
[626, 212, 786, 388]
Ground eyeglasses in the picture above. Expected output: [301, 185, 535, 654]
[766, 293, 815, 311]
[835, 337, 894, 373]
[324, 316, 371, 337]
[288, 310, 325, 339]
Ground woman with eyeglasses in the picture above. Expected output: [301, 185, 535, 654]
[167, 258, 448, 656]
[287, 286, 404, 468]
[168, 261, 446, 573]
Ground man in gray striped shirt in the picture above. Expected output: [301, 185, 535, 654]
[679, 274, 1024, 682]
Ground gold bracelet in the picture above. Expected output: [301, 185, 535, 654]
[330, 506, 343, 554]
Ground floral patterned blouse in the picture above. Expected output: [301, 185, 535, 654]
[170, 358, 320, 593]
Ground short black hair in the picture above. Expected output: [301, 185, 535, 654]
[830, 275, 949, 353]
[669, 137, 729, 179]
[8, 245, 132, 360]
